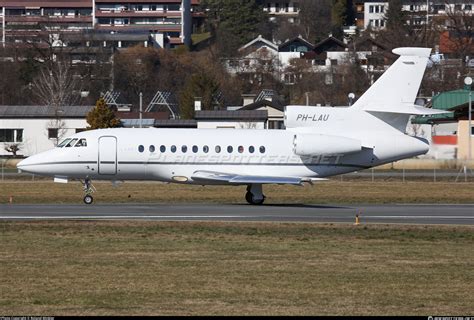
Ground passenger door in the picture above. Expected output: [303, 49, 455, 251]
[98, 136, 117, 175]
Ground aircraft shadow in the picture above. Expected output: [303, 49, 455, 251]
[232, 203, 351, 209]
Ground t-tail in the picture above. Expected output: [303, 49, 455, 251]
[351, 47, 448, 131]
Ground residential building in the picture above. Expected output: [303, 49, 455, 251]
[224, 34, 314, 83]
[263, 0, 300, 23]
[195, 110, 268, 129]
[0, 0, 200, 49]
[354, 0, 473, 31]
[364, 1, 387, 30]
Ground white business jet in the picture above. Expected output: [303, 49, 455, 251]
[17, 47, 447, 205]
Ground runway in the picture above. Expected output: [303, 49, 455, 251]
[1, 203, 474, 225]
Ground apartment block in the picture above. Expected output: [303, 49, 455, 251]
[0, 0, 200, 48]
[354, 0, 473, 31]
[263, 0, 299, 23]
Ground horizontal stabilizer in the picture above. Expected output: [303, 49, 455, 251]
[364, 104, 451, 115]
[352, 47, 432, 111]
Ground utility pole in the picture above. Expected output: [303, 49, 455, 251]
[92, 0, 96, 28]
[465, 77, 472, 162]
[468, 87, 472, 163]
[139, 92, 143, 128]
[2, 6, 5, 48]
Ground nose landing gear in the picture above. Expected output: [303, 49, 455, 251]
[245, 184, 265, 205]
[81, 178, 96, 205]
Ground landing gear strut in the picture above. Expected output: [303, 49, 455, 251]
[245, 184, 265, 205]
[81, 178, 96, 205]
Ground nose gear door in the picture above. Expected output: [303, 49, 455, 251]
[98, 136, 117, 175]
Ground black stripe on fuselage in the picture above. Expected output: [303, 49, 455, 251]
[118, 161, 370, 169]
[19, 160, 371, 169]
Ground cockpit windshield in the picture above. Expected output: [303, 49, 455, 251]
[57, 138, 71, 148]
[75, 138, 87, 147]
[65, 138, 78, 147]
[57, 138, 88, 148]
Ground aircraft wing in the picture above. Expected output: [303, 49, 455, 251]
[191, 170, 326, 185]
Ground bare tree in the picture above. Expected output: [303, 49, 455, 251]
[32, 61, 80, 107]
[32, 61, 79, 146]
[442, 0, 473, 68]
[4, 143, 21, 157]
[299, 0, 333, 43]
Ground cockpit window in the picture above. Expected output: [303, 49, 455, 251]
[75, 139, 87, 147]
[65, 138, 78, 147]
[58, 138, 71, 148]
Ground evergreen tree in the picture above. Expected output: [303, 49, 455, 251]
[179, 73, 220, 119]
[201, 0, 268, 56]
[384, 0, 407, 32]
[376, 0, 411, 49]
[331, 0, 355, 39]
[86, 98, 121, 129]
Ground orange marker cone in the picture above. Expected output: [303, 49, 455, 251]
[354, 212, 360, 226]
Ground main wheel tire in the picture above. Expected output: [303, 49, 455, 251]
[245, 191, 253, 204]
[245, 191, 265, 205]
[83, 195, 93, 205]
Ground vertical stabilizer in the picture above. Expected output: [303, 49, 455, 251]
[352, 47, 431, 111]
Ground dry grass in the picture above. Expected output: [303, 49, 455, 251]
[0, 221, 473, 315]
[0, 180, 473, 204]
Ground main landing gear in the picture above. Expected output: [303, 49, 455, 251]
[245, 184, 265, 205]
[81, 178, 96, 205]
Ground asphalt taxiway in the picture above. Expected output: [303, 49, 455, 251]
[0, 203, 473, 225]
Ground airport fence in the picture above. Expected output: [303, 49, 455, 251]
[1, 159, 473, 183]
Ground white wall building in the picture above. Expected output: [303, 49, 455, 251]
[364, 2, 388, 29]
[195, 110, 268, 129]
[0, 105, 92, 157]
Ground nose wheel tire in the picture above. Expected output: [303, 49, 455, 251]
[83, 195, 94, 205]
[245, 191, 265, 205]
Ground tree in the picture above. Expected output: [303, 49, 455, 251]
[179, 72, 221, 119]
[298, 0, 333, 43]
[331, 0, 354, 39]
[32, 61, 80, 145]
[32, 61, 80, 107]
[375, 0, 411, 49]
[4, 143, 21, 157]
[86, 98, 121, 129]
[114, 46, 162, 108]
[200, 0, 268, 56]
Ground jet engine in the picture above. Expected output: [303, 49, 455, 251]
[293, 134, 362, 156]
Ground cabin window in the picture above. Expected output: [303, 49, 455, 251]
[58, 138, 71, 148]
[259, 146, 266, 153]
[171, 145, 177, 153]
[75, 139, 87, 147]
[149, 145, 155, 153]
[65, 139, 78, 147]
[203, 145, 209, 153]
[160, 145, 166, 152]
[181, 145, 187, 153]
[215, 146, 221, 153]
[138, 145, 144, 153]
[192, 145, 198, 153]
[238, 146, 244, 153]
[227, 146, 233, 153]
[249, 146, 255, 153]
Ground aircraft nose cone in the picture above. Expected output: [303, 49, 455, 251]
[16, 158, 28, 170]
[16, 155, 39, 173]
